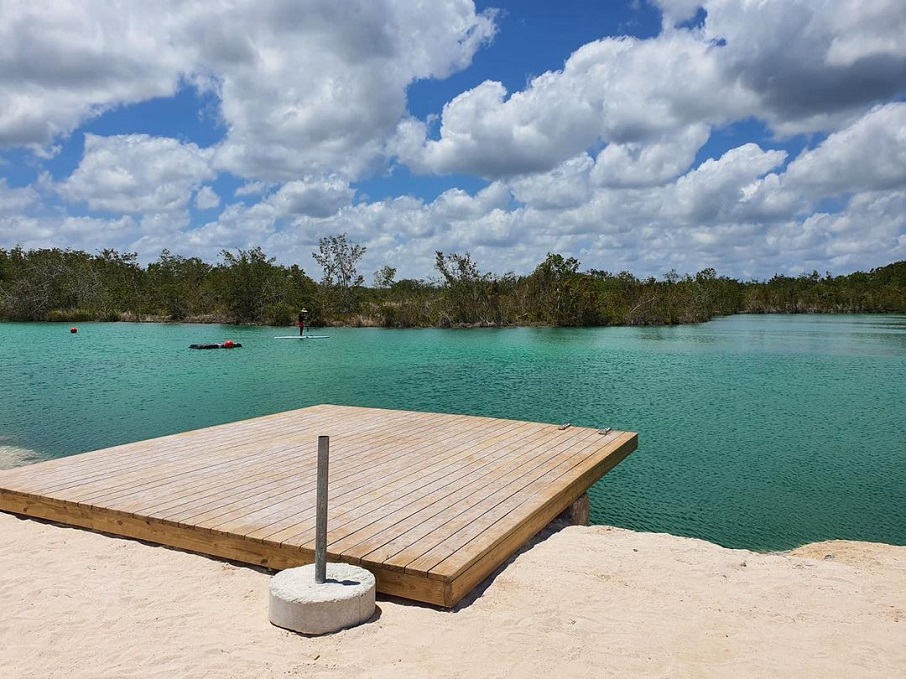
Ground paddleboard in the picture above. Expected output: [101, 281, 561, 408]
[275, 335, 329, 339]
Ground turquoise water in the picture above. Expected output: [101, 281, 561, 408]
[1, 315, 904, 551]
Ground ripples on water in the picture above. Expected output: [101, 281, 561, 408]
[0, 315, 903, 551]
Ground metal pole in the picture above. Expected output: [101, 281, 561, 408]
[315, 435, 329, 584]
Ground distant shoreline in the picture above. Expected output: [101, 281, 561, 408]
[5, 308, 905, 329]
[2, 249, 904, 327]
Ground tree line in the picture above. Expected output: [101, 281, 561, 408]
[1, 238, 904, 327]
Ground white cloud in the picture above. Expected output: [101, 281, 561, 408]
[665, 143, 789, 224]
[508, 155, 595, 210]
[194, 185, 221, 211]
[699, 0, 906, 134]
[760, 190, 906, 275]
[0, 1, 188, 148]
[308, 101, 902, 281]
[398, 0, 906, 179]
[784, 103, 906, 196]
[0, 215, 49, 247]
[653, 0, 704, 28]
[0, 179, 38, 214]
[235, 181, 270, 198]
[137, 176, 359, 267]
[590, 124, 711, 189]
[264, 178, 355, 219]
[825, 190, 906, 264]
[1, 1, 904, 284]
[1, 0, 495, 182]
[199, 0, 495, 181]
[58, 134, 215, 213]
[2, 214, 139, 254]
[397, 31, 751, 178]
[433, 182, 511, 220]
[825, 0, 906, 66]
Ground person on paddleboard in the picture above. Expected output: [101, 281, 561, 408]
[298, 309, 308, 336]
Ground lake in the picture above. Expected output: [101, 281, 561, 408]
[1, 314, 903, 551]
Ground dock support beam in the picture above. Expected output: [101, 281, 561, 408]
[565, 493, 589, 526]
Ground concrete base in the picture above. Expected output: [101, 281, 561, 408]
[268, 563, 376, 635]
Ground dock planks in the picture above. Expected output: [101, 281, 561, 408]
[0, 405, 637, 607]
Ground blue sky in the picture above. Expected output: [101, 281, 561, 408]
[1, 0, 905, 282]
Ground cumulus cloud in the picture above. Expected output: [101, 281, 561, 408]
[358, 95, 903, 280]
[234, 181, 270, 198]
[1, 0, 495, 181]
[433, 182, 511, 220]
[0, 179, 38, 214]
[784, 103, 906, 196]
[698, 0, 906, 134]
[193, 0, 495, 181]
[665, 144, 789, 224]
[2, 214, 139, 254]
[396, 31, 751, 178]
[508, 155, 595, 210]
[0, 1, 188, 148]
[758, 190, 906, 276]
[590, 124, 711, 189]
[194, 185, 221, 211]
[152, 182, 524, 280]
[262, 178, 355, 219]
[58, 134, 215, 213]
[1, 1, 904, 282]
[398, 0, 906, 179]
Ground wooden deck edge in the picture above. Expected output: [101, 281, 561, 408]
[0, 490, 451, 607]
[0, 489, 297, 567]
[369, 566, 450, 607]
[445, 432, 638, 608]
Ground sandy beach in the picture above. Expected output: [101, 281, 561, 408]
[1, 511, 903, 678]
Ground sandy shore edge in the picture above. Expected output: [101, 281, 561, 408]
[1, 512, 903, 678]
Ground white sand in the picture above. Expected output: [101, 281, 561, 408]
[1, 512, 903, 678]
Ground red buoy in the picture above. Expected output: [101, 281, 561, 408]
[70, 327, 78, 334]
[222, 339, 235, 348]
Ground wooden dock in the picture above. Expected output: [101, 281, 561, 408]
[0, 405, 637, 607]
